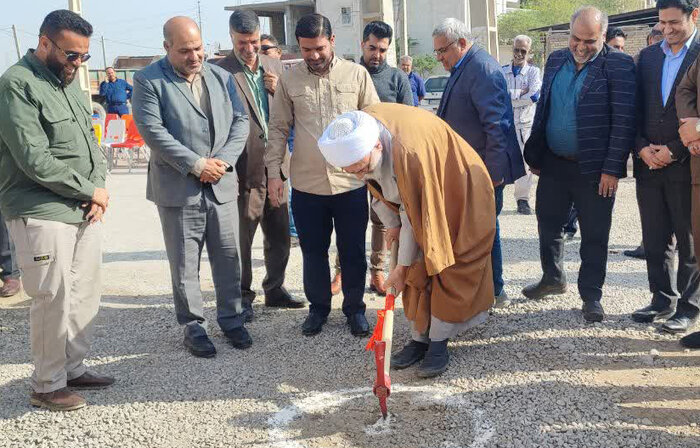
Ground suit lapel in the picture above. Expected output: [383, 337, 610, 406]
[665, 35, 700, 112]
[437, 46, 477, 117]
[200, 64, 221, 141]
[540, 52, 567, 114]
[577, 49, 605, 101]
[647, 44, 665, 109]
[228, 55, 265, 129]
[161, 59, 207, 119]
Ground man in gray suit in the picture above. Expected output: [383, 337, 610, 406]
[132, 17, 251, 358]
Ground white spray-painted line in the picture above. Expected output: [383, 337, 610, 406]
[266, 384, 494, 448]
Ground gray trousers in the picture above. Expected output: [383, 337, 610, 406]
[157, 186, 244, 333]
[7, 218, 102, 393]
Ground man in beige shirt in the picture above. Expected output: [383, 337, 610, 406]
[265, 13, 380, 337]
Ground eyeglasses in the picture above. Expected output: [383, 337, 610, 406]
[261, 45, 278, 52]
[433, 40, 457, 56]
[513, 48, 528, 55]
[46, 36, 91, 62]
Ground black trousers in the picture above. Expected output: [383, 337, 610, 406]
[291, 186, 369, 317]
[536, 155, 615, 302]
[637, 172, 700, 317]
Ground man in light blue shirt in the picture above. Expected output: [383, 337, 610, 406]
[661, 27, 697, 105]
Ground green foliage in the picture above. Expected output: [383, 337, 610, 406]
[497, 0, 643, 66]
[412, 54, 440, 78]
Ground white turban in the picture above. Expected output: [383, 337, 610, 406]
[318, 111, 380, 167]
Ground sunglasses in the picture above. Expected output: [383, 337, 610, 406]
[46, 36, 91, 62]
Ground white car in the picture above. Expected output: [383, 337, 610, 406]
[419, 75, 449, 114]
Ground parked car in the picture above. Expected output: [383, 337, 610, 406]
[419, 75, 449, 114]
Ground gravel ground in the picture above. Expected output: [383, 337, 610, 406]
[1, 169, 700, 448]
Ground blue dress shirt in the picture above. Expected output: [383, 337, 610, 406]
[661, 28, 697, 106]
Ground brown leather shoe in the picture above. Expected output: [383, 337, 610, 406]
[370, 271, 387, 296]
[30, 388, 87, 412]
[0, 278, 21, 297]
[331, 272, 342, 296]
[67, 371, 115, 390]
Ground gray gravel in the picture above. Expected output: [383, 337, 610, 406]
[1, 170, 700, 448]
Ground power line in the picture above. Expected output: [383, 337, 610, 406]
[101, 37, 162, 51]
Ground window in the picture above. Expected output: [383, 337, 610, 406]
[341, 7, 352, 25]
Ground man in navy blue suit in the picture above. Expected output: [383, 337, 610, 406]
[522, 7, 636, 322]
[434, 18, 525, 309]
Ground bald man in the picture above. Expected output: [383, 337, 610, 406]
[132, 17, 251, 357]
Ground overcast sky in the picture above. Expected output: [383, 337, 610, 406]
[0, 0, 271, 74]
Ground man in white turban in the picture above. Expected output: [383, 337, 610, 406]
[318, 103, 496, 378]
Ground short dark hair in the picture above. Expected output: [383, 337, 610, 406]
[656, 0, 700, 15]
[229, 10, 260, 34]
[260, 34, 279, 46]
[295, 14, 332, 41]
[39, 9, 93, 39]
[363, 21, 393, 43]
[606, 27, 627, 42]
[105, 66, 115, 72]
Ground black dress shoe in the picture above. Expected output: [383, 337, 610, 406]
[241, 306, 254, 323]
[417, 340, 449, 378]
[680, 331, 700, 349]
[631, 304, 675, 323]
[302, 312, 327, 336]
[661, 315, 697, 334]
[391, 340, 428, 369]
[265, 291, 306, 308]
[516, 200, 532, 215]
[582, 300, 605, 323]
[224, 327, 253, 349]
[522, 280, 567, 300]
[183, 327, 216, 358]
[348, 313, 370, 337]
[623, 245, 645, 260]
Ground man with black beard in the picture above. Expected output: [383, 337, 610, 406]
[0, 9, 110, 411]
[265, 14, 380, 337]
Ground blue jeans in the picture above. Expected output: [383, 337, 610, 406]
[493, 185, 504, 296]
[0, 211, 19, 280]
[288, 186, 297, 238]
[563, 206, 578, 234]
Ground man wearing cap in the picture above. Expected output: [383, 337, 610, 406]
[317, 103, 495, 378]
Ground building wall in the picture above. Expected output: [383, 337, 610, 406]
[404, 0, 470, 57]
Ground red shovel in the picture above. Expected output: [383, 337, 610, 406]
[366, 241, 399, 419]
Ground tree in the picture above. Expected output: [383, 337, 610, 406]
[412, 54, 440, 78]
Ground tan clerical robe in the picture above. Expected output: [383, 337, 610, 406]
[364, 103, 496, 334]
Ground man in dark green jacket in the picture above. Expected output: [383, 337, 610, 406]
[0, 10, 112, 412]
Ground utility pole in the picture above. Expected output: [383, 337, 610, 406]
[67, 0, 92, 109]
[11, 25, 21, 61]
[101, 35, 107, 69]
[197, 0, 203, 39]
[400, 0, 408, 56]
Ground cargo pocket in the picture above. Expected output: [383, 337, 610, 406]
[12, 219, 59, 299]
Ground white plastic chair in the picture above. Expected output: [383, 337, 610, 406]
[101, 119, 126, 171]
